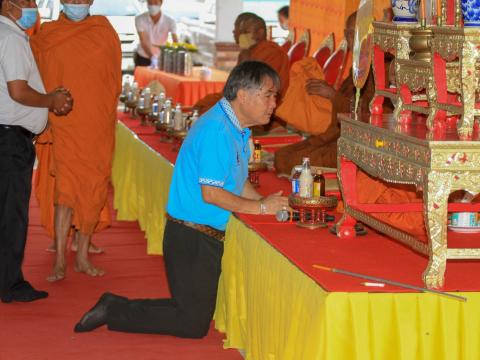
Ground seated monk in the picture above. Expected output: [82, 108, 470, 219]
[194, 13, 289, 115]
[275, 11, 426, 238]
[274, 12, 360, 173]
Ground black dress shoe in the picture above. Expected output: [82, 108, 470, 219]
[74, 292, 127, 333]
[1, 288, 48, 303]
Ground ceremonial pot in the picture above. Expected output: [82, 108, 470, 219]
[391, 0, 419, 23]
[462, 0, 480, 26]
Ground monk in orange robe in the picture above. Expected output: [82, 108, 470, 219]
[194, 13, 289, 114]
[30, 1, 122, 282]
[275, 10, 425, 236]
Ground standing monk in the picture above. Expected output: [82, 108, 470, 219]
[30, 0, 122, 281]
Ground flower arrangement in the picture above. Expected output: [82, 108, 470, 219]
[163, 42, 198, 52]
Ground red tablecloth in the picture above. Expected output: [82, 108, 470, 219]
[118, 112, 480, 292]
[134, 66, 228, 107]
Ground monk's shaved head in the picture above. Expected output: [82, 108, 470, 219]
[240, 14, 267, 43]
[234, 12, 256, 26]
[233, 12, 257, 44]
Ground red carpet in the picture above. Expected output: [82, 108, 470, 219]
[0, 193, 242, 360]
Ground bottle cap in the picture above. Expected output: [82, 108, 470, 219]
[302, 157, 310, 162]
[254, 139, 260, 144]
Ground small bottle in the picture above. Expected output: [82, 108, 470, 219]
[189, 109, 199, 129]
[299, 157, 313, 198]
[143, 88, 151, 108]
[173, 103, 184, 130]
[253, 140, 262, 163]
[152, 96, 159, 115]
[291, 165, 302, 194]
[313, 169, 325, 197]
[137, 94, 145, 109]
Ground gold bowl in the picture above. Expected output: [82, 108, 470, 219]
[137, 107, 152, 116]
[248, 162, 267, 172]
[125, 99, 138, 109]
[288, 194, 338, 209]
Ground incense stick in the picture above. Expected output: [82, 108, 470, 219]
[313, 264, 467, 302]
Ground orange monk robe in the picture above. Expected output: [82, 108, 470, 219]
[356, 171, 426, 238]
[193, 39, 290, 115]
[249, 39, 290, 97]
[31, 14, 121, 236]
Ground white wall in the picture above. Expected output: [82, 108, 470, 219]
[215, 0, 244, 42]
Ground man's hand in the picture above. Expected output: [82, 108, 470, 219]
[49, 87, 73, 115]
[305, 79, 336, 100]
[260, 191, 289, 215]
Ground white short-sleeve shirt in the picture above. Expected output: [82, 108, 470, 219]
[0, 16, 48, 134]
[135, 11, 177, 58]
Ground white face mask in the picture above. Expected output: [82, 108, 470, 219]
[148, 5, 161, 16]
[238, 33, 256, 49]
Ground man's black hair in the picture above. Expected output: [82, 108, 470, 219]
[278, 6, 289, 18]
[223, 61, 280, 101]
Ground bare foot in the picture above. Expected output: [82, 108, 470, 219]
[47, 263, 66, 282]
[74, 259, 105, 277]
[71, 240, 104, 254]
[45, 243, 56, 253]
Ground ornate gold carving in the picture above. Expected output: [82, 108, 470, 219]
[339, 115, 480, 289]
[344, 205, 429, 256]
[459, 38, 480, 138]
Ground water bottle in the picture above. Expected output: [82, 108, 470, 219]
[299, 157, 313, 198]
[173, 103, 184, 131]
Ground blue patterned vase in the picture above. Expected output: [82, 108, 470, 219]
[462, 0, 480, 27]
[391, 0, 419, 23]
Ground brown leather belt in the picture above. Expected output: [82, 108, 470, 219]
[166, 214, 225, 242]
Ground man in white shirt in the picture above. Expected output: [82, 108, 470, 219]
[134, 0, 178, 67]
[0, 0, 72, 303]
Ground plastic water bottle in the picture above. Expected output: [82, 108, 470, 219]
[173, 103, 184, 130]
[299, 157, 313, 198]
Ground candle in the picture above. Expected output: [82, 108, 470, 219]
[437, 0, 442, 21]
[421, 0, 426, 20]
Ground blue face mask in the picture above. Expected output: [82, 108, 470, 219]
[9, 2, 38, 30]
[63, 4, 90, 22]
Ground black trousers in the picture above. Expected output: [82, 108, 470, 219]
[134, 52, 151, 67]
[0, 126, 35, 296]
[107, 220, 224, 338]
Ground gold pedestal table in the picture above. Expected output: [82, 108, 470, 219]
[337, 113, 480, 289]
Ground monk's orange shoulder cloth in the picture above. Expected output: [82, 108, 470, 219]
[275, 57, 335, 134]
[250, 39, 290, 97]
[31, 15, 122, 237]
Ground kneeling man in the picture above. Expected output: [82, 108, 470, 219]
[74, 61, 288, 338]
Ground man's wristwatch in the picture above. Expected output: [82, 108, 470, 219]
[259, 200, 267, 215]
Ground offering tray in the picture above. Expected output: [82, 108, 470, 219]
[155, 123, 173, 142]
[137, 107, 153, 125]
[248, 162, 268, 186]
[169, 129, 188, 151]
[124, 99, 138, 117]
[288, 194, 338, 229]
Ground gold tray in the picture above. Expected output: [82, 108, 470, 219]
[288, 194, 338, 209]
[248, 162, 268, 172]
[137, 107, 152, 116]
[125, 100, 138, 108]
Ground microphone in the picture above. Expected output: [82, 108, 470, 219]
[275, 209, 335, 223]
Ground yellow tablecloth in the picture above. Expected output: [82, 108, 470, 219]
[112, 121, 480, 360]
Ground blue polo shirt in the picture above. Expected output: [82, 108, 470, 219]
[166, 98, 251, 230]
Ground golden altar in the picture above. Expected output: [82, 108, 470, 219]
[338, 113, 480, 289]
